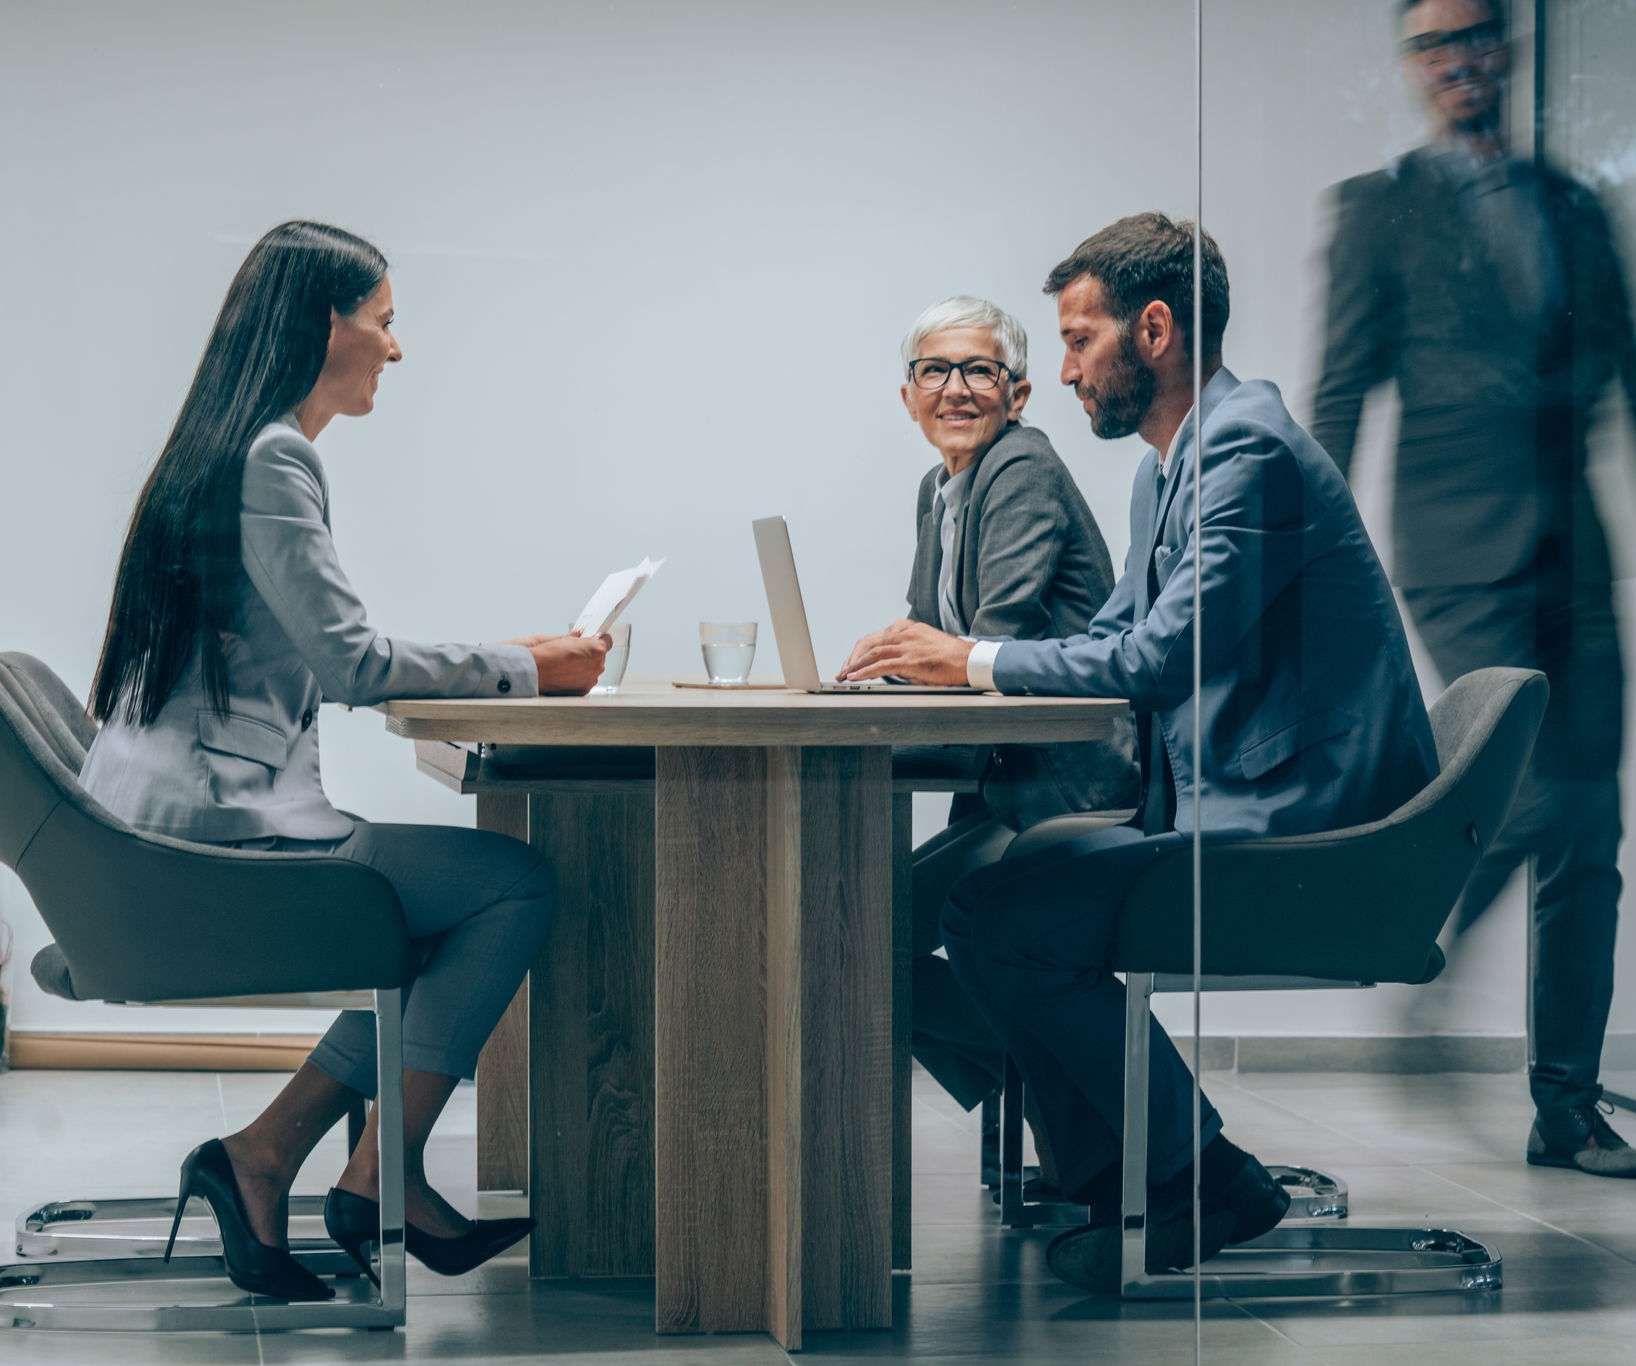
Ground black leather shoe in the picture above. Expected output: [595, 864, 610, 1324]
[1201, 1139, 1291, 1244]
[1045, 1138, 1288, 1295]
[325, 1187, 536, 1283]
[1528, 1103, 1636, 1177]
[165, 1139, 334, 1302]
[1045, 1202, 1234, 1292]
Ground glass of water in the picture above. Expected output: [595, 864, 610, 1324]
[589, 623, 631, 695]
[700, 621, 756, 685]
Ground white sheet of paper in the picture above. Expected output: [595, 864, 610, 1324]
[571, 556, 665, 636]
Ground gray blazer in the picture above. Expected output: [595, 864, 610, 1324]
[1312, 148, 1636, 589]
[907, 422, 1139, 828]
[80, 416, 537, 844]
[993, 370, 1438, 838]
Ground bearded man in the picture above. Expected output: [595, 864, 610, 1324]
[840, 212, 1439, 1286]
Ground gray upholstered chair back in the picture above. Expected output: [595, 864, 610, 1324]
[1114, 667, 1548, 984]
[0, 653, 415, 1004]
[0, 652, 97, 770]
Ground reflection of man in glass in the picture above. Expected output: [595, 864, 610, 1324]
[1313, 0, 1636, 1174]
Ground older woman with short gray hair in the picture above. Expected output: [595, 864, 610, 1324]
[856, 294, 1138, 1195]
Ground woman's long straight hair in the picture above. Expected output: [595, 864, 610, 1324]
[91, 221, 388, 725]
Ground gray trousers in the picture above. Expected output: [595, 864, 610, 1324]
[229, 821, 553, 1097]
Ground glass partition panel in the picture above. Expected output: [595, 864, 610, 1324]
[1191, 0, 1636, 1358]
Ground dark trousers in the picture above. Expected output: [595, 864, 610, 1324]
[909, 800, 1018, 1110]
[941, 823, 1221, 1193]
[1404, 563, 1624, 1116]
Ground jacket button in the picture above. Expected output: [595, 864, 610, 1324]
[497, 677, 512, 695]
[300, 709, 314, 730]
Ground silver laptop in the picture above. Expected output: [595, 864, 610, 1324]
[752, 516, 982, 694]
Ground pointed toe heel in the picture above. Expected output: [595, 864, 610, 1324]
[323, 1187, 384, 1288]
[406, 1215, 535, 1277]
[174, 1139, 334, 1302]
[324, 1188, 534, 1280]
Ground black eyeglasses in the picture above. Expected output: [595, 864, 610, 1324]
[1401, 19, 1504, 60]
[908, 357, 1011, 391]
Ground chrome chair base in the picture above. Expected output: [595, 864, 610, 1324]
[1266, 1165, 1349, 1221]
[998, 1055, 1087, 1228]
[3, 988, 408, 1332]
[1119, 1226, 1503, 1300]
[17, 1195, 340, 1261]
[1120, 974, 1501, 1299]
[997, 1058, 1350, 1230]
[0, 1254, 401, 1332]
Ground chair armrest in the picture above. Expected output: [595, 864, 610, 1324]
[19, 801, 416, 1004]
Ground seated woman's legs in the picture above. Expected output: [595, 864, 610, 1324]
[221, 822, 552, 1246]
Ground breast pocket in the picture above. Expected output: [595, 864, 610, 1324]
[1153, 543, 1181, 591]
[1238, 707, 1355, 780]
[196, 711, 289, 772]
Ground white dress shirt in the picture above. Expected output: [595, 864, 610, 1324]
[933, 463, 973, 636]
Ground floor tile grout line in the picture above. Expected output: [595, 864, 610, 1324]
[1413, 1163, 1636, 1270]
[1210, 1071, 1479, 1171]
[1220, 1296, 1319, 1355]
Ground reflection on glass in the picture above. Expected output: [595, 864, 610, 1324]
[1193, 0, 1636, 1350]
[1314, 0, 1635, 1170]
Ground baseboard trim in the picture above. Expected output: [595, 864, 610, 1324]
[1174, 1034, 1532, 1074]
[7, 1028, 1632, 1078]
[8, 1033, 320, 1072]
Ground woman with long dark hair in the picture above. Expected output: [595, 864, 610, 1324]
[81, 221, 609, 1301]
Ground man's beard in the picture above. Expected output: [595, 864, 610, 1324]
[1077, 329, 1155, 440]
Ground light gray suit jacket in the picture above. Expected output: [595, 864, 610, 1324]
[991, 369, 1438, 839]
[80, 416, 537, 843]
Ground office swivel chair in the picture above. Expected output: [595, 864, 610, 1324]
[999, 666, 1547, 1298]
[0, 652, 418, 1330]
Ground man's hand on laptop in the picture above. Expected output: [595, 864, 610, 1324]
[838, 620, 976, 686]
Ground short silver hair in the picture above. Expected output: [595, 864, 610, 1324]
[900, 296, 1028, 383]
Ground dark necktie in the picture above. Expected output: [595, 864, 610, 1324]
[1141, 463, 1173, 836]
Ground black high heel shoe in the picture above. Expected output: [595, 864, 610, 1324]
[165, 1139, 334, 1302]
[324, 1187, 535, 1284]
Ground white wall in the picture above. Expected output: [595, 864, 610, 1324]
[1, 0, 1632, 1046]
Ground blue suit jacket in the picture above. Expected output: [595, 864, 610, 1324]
[991, 369, 1437, 838]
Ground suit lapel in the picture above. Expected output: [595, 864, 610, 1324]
[1132, 458, 1161, 619]
[1142, 368, 1241, 607]
[918, 508, 940, 620]
[950, 463, 978, 632]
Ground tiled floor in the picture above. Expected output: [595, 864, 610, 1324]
[5, 1063, 1636, 1363]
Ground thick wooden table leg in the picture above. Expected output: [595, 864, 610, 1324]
[529, 790, 656, 1278]
[655, 746, 893, 1349]
[891, 792, 913, 1272]
[476, 794, 530, 1194]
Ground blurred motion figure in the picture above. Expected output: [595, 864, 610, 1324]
[1313, 0, 1636, 1174]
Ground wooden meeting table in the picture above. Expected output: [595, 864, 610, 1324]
[382, 676, 1128, 1350]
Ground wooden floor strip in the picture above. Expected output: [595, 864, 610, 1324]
[8, 1033, 319, 1071]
